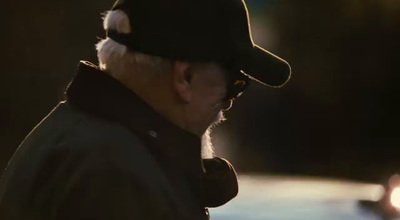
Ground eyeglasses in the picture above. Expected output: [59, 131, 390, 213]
[223, 68, 250, 102]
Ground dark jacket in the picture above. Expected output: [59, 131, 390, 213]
[0, 61, 238, 220]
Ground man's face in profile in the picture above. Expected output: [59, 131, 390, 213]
[177, 63, 233, 158]
[179, 63, 231, 134]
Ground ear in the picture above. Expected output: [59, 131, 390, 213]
[173, 61, 193, 103]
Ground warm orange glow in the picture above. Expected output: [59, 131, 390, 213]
[390, 187, 400, 209]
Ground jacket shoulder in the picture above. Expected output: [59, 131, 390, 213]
[7, 101, 157, 176]
[0, 102, 173, 220]
[57, 102, 156, 169]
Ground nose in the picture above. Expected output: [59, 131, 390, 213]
[221, 100, 233, 111]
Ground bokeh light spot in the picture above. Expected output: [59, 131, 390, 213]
[390, 187, 400, 209]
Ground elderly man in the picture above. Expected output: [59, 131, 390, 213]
[0, 0, 290, 219]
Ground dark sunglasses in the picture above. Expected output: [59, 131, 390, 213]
[223, 68, 250, 102]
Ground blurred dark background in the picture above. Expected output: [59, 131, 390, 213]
[1, 0, 399, 183]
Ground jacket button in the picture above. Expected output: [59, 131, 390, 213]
[148, 130, 158, 138]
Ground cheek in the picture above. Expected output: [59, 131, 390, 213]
[190, 79, 227, 116]
[193, 84, 225, 108]
[192, 98, 217, 119]
[196, 94, 225, 115]
[185, 87, 226, 134]
[190, 94, 222, 125]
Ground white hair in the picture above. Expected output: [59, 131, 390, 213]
[96, 10, 173, 82]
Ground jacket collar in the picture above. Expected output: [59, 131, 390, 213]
[66, 61, 203, 176]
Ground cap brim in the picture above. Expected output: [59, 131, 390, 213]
[238, 44, 292, 87]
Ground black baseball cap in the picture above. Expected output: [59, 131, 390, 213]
[107, 0, 291, 87]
